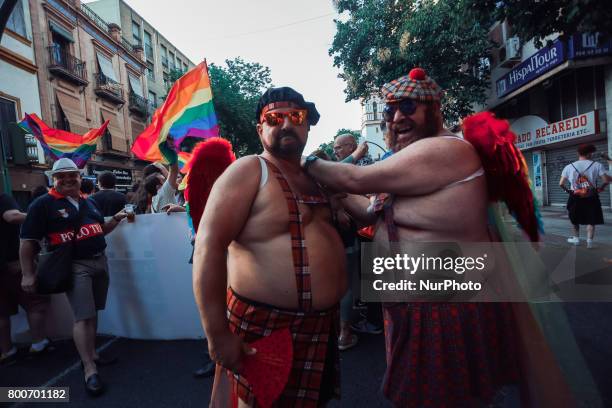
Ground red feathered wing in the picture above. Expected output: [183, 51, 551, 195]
[462, 112, 540, 242]
[184, 138, 236, 233]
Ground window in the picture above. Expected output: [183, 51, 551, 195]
[128, 74, 144, 98]
[96, 52, 118, 82]
[546, 79, 562, 123]
[176, 57, 182, 70]
[144, 31, 153, 60]
[6, 0, 26, 37]
[147, 61, 155, 80]
[148, 91, 157, 107]
[132, 21, 141, 44]
[161, 45, 168, 67]
[182, 63, 188, 72]
[169, 52, 175, 70]
[55, 99, 70, 131]
[576, 67, 595, 115]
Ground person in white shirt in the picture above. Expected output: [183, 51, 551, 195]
[559, 144, 611, 248]
[144, 162, 180, 213]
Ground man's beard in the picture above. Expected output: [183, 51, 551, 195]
[267, 129, 306, 157]
[391, 104, 442, 151]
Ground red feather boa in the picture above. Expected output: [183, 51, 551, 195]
[184, 138, 236, 233]
[462, 112, 540, 242]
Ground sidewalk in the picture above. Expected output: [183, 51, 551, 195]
[539, 205, 612, 243]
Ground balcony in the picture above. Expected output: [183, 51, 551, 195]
[47, 46, 88, 86]
[128, 91, 149, 116]
[94, 73, 125, 104]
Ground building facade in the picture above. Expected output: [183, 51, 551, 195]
[85, 0, 195, 110]
[486, 22, 612, 209]
[0, 0, 46, 207]
[360, 95, 387, 160]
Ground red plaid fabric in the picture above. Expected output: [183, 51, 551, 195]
[225, 288, 340, 407]
[261, 158, 313, 312]
[381, 71, 443, 103]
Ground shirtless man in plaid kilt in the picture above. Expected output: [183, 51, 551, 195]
[304, 69, 523, 407]
[193, 87, 347, 407]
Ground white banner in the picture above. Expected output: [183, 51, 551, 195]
[512, 111, 599, 150]
[12, 213, 205, 341]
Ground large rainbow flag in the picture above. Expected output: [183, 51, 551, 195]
[18, 113, 109, 168]
[131, 61, 219, 164]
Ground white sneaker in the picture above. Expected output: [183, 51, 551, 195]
[587, 240, 594, 249]
[567, 237, 580, 245]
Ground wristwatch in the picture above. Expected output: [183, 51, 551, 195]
[303, 155, 319, 173]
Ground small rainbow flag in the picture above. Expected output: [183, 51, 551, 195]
[19, 113, 109, 168]
[131, 61, 219, 164]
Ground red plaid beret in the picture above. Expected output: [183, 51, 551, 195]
[381, 68, 443, 103]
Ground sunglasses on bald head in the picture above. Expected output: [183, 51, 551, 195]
[261, 109, 308, 127]
[383, 99, 417, 122]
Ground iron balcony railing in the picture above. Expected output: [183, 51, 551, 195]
[25, 134, 39, 163]
[47, 45, 87, 83]
[94, 73, 124, 102]
[80, 3, 109, 33]
[128, 91, 149, 116]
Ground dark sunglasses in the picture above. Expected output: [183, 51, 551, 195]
[383, 99, 417, 121]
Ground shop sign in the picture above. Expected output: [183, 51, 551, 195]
[511, 111, 598, 150]
[568, 33, 612, 59]
[496, 40, 564, 98]
[90, 165, 133, 193]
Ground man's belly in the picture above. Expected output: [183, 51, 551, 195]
[228, 226, 347, 311]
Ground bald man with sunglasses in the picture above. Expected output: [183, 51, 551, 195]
[193, 87, 346, 407]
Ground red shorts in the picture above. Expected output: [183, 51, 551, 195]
[0, 261, 50, 318]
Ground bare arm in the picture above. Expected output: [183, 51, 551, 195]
[102, 211, 127, 235]
[20, 240, 40, 293]
[192, 157, 260, 369]
[559, 176, 572, 193]
[167, 162, 179, 190]
[2, 209, 26, 224]
[341, 194, 376, 227]
[307, 137, 481, 196]
[154, 162, 169, 178]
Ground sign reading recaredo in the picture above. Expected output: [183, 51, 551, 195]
[511, 111, 599, 150]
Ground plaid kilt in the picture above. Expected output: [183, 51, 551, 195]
[382, 302, 519, 408]
[219, 288, 340, 407]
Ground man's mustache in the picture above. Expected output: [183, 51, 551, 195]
[279, 129, 299, 139]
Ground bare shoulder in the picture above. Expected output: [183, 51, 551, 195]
[394, 136, 480, 166]
[215, 155, 261, 186]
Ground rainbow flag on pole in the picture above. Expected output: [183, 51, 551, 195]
[18, 113, 108, 168]
[131, 61, 219, 164]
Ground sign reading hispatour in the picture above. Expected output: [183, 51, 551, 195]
[496, 40, 564, 98]
[511, 111, 598, 150]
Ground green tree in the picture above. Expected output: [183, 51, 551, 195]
[330, 0, 492, 125]
[334, 128, 361, 140]
[209, 58, 273, 156]
[470, 0, 612, 48]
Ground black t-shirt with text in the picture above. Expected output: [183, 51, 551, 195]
[21, 189, 107, 259]
[90, 189, 127, 217]
[0, 193, 21, 266]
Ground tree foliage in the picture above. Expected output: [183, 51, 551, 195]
[470, 0, 612, 48]
[209, 58, 273, 156]
[330, 0, 493, 125]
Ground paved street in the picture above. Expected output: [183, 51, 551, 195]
[1, 209, 612, 407]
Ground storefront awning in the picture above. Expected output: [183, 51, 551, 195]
[100, 109, 127, 152]
[49, 20, 74, 43]
[56, 91, 90, 135]
[96, 52, 119, 82]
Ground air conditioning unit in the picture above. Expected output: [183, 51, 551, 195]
[500, 37, 521, 67]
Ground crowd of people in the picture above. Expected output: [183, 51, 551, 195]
[1, 66, 610, 406]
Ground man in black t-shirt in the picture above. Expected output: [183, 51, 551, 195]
[20, 158, 127, 396]
[90, 172, 127, 217]
[0, 194, 50, 364]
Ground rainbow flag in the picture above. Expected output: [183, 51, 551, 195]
[19, 113, 109, 168]
[178, 151, 192, 174]
[131, 61, 219, 164]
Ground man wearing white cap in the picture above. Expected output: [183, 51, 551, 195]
[20, 158, 127, 396]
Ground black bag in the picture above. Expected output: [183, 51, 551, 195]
[36, 203, 84, 294]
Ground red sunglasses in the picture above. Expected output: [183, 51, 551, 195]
[261, 110, 307, 127]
